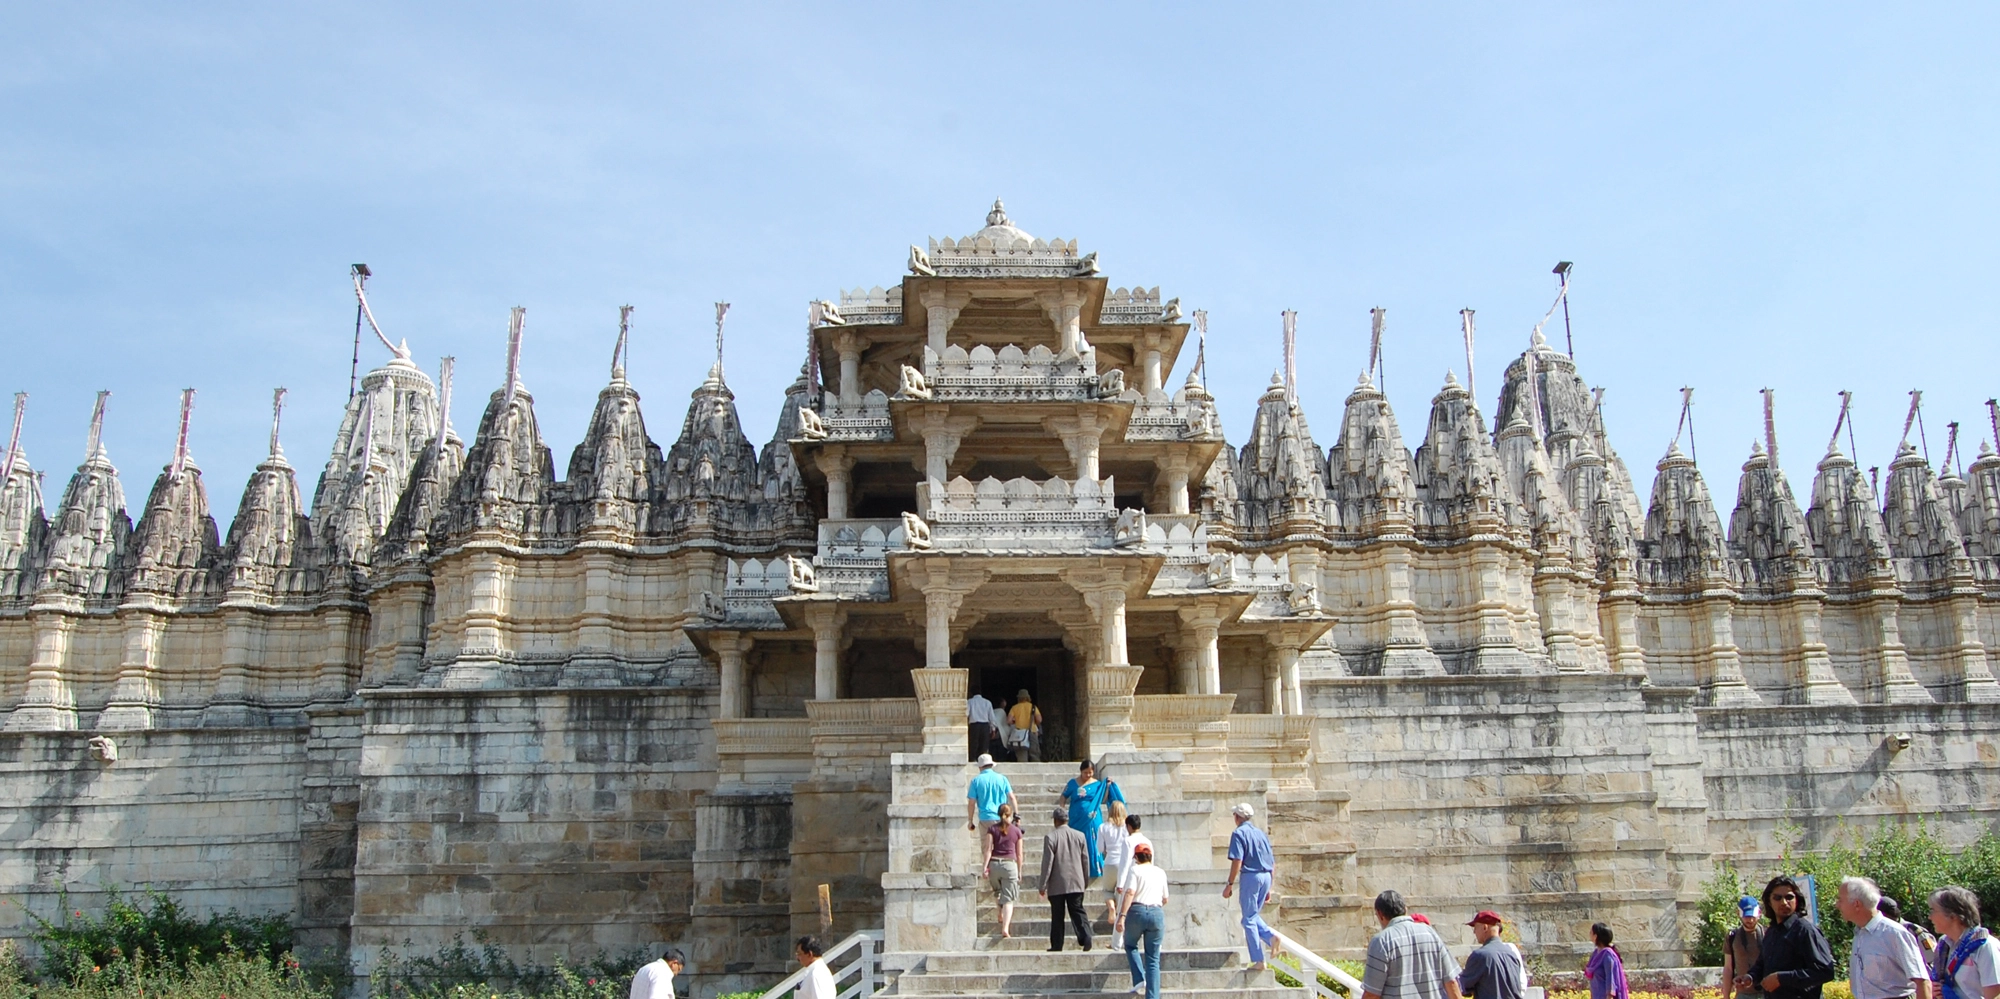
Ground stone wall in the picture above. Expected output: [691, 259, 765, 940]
[348, 688, 712, 981]
[1698, 702, 2000, 863]
[1292, 674, 1688, 967]
[0, 728, 306, 953]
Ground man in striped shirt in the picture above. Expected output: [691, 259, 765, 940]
[1362, 890, 1463, 999]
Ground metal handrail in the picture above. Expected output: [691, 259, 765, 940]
[755, 929, 885, 999]
[1270, 929, 1366, 999]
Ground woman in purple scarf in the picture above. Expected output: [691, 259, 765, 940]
[1586, 923, 1629, 999]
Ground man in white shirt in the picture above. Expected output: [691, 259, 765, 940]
[629, 947, 683, 999]
[1840, 877, 1931, 999]
[966, 691, 995, 762]
[795, 935, 837, 999]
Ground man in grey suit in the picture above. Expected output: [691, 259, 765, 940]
[1039, 806, 1093, 951]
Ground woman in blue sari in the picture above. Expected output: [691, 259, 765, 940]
[1060, 759, 1125, 879]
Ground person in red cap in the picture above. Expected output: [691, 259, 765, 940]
[1458, 911, 1526, 999]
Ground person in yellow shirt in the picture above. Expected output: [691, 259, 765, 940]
[1007, 689, 1041, 762]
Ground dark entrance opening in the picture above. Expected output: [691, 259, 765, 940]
[958, 639, 1076, 763]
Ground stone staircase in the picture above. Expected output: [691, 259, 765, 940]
[973, 763, 1112, 945]
[885, 947, 1290, 998]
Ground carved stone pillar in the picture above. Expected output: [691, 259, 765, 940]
[803, 603, 848, 702]
[834, 331, 868, 409]
[911, 408, 978, 484]
[1160, 448, 1192, 516]
[714, 631, 752, 719]
[1377, 544, 1444, 676]
[1085, 663, 1144, 752]
[1045, 413, 1109, 483]
[1866, 591, 1934, 704]
[1468, 546, 1529, 674]
[98, 606, 166, 730]
[1533, 549, 1586, 672]
[1598, 574, 1648, 675]
[313, 606, 361, 701]
[919, 289, 969, 356]
[1037, 289, 1089, 355]
[1699, 589, 1761, 706]
[201, 606, 261, 727]
[1947, 589, 2000, 702]
[1177, 603, 1225, 696]
[8, 605, 79, 731]
[1141, 334, 1165, 396]
[814, 448, 855, 521]
[911, 666, 969, 757]
[1779, 576, 1858, 705]
[1168, 636, 1199, 696]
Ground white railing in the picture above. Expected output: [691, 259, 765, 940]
[757, 929, 885, 999]
[1269, 929, 1365, 999]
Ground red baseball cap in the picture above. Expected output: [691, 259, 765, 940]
[1411, 914, 1432, 925]
[1467, 911, 1503, 926]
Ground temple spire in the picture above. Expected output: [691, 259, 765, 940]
[85, 390, 109, 459]
[714, 301, 731, 370]
[503, 306, 525, 410]
[435, 356, 456, 452]
[268, 387, 287, 462]
[1460, 309, 1477, 403]
[612, 305, 633, 381]
[1191, 309, 1208, 386]
[1281, 309, 1298, 402]
[1, 392, 23, 486]
[1761, 388, 1779, 474]
[171, 388, 196, 479]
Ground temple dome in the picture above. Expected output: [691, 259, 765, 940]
[969, 198, 1033, 243]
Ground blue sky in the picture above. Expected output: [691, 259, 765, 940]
[3, 5, 1996, 515]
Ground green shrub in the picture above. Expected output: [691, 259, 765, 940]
[1693, 861, 1751, 966]
[1270, 954, 1365, 996]
[368, 933, 647, 999]
[27, 889, 291, 985]
[1, 941, 330, 999]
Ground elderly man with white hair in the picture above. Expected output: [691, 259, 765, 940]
[1840, 876, 1932, 999]
[1223, 802, 1279, 970]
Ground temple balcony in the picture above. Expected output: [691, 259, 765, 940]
[906, 343, 1126, 405]
[803, 391, 894, 442]
[1125, 394, 1223, 442]
[912, 475, 1133, 552]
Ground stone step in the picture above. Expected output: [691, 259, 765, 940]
[926, 949, 1242, 974]
[896, 967, 1270, 994]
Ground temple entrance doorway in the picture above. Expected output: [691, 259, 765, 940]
[958, 640, 1076, 763]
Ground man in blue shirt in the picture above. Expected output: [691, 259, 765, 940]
[1224, 802, 1279, 970]
[966, 753, 1017, 831]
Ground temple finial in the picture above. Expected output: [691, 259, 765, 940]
[268, 387, 287, 461]
[1459, 309, 1477, 403]
[1761, 388, 1779, 475]
[1281, 310, 1299, 403]
[987, 198, 1009, 227]
[171, 388, 196, 479]
[1828, 390, 1855, 457]
[1, 392, 24, 485]
[1367, 307, 1385, 394]
[1191, 309, 1209, 386]
[503, 307, 525, 411]
[433, 356, 456, 458]
[350, 264, 408, 361]
[85, 390, 109, 460]
[612, 305, 633, 380]
[714, 301, 731, 371]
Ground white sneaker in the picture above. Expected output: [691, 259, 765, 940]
[1129, 984, 1145, 994]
